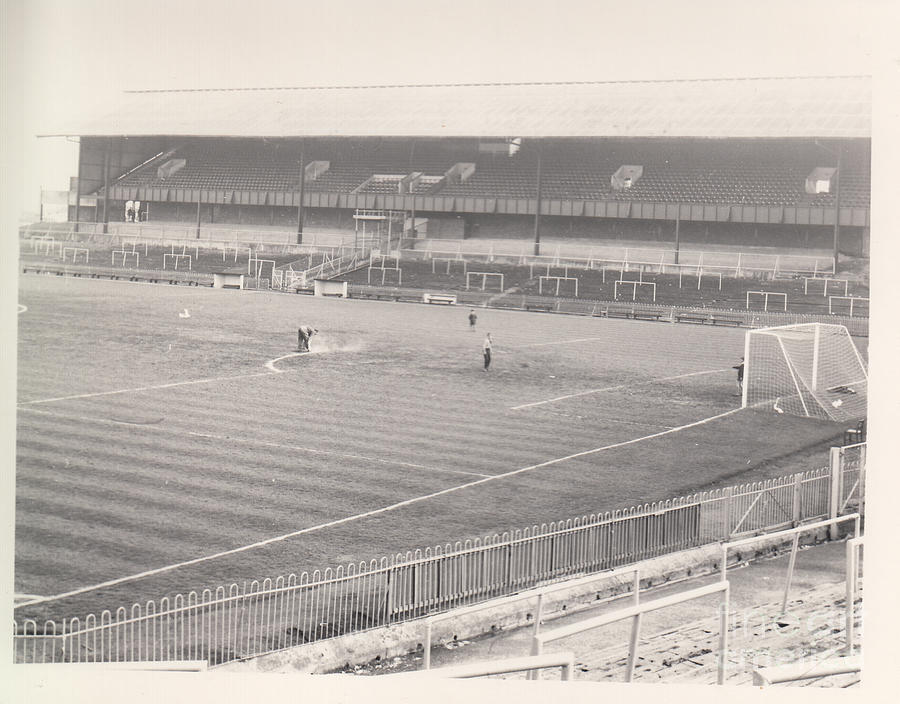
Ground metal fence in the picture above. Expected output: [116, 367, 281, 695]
[13, 449, 863, 666]
[406, 239, 835, 277]
[19, 221, 355, 251]
[836, 443, 866, 515]
[21, 223, 836, 277]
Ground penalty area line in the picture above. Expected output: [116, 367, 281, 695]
[510, 368, 731, 410]
[15, 406, 742, 609]
[509, 337, 607, 348]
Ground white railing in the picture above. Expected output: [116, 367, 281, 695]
[751, 656, 861, 686]
[20, 225, 839, 277]
[13, 451, 863, 666]
[422, 564, 641, 669]
[405, 652, 575, 680]
[409, 240, 835, 277]
[530, 580, 731, 684]
[280, 248, 369, 290]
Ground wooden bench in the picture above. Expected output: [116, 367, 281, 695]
[423, 293, 458, 305]
[525, 303, 554, 312]
[353, 291, 399, 302]
[632, 309, 667, 321]
[709, 316, 743, 327]
[676, 312, 711, 325]
[604, 307, 633, 318]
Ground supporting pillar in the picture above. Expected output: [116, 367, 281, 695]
[408, 139, 417, 236]
[196, 194, 202, 239]
[73, 140, 82, 232]
[533, 143, 542, 256]
[102, 144, 110, 234]
[833, 144, 842, 269]
[296, 145, 306, 245]
[674, 210, 681, 265]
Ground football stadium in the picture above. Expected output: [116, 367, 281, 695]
[15, 76, 869, 684]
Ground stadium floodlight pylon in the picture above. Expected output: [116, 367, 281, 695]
[742, 323, 867, 422]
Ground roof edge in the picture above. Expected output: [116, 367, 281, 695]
[123, 75, 871, 94]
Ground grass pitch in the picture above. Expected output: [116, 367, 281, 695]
[15, 274, 849, 622]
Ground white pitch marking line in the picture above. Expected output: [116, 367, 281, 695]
[15, 406, 742, 608]
[17, 370, 279, 406]
[17, 304, 28, 314]
[510, 368, 731, 410]
[510, 337, 607, 348]
[20, 350, 336, 403]
[265, 352, 307, 372]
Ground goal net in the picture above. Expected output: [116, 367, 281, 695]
[743, 323, 867, 422]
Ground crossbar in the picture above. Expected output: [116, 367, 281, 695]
[466, 271, 504, 292]
[804, 277, 849, 297]
[111, 250, 139, 267]
[163, 253, 192, 271]
[539, 275, 578, 297]
[828, 296, 869, 317]
[367, 266, 402, 286]
[432, 258, 467, 275]
[62, 247, 89, 264]
[614, 280, 656, 302]
[746, 290, 787, 312]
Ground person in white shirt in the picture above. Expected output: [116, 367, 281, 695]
[297, 325, 318, 352]
[482, 333, 492, 371]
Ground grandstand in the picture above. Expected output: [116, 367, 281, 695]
[52, 76, 870, 259]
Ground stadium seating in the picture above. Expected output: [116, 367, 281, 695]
[110, 139, 870, 209]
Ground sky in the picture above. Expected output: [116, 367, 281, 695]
[4, 0, 892, 217]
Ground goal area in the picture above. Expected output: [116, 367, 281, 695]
[742, 323, 867, 422]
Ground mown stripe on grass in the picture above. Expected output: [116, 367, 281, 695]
[15, 406, 743, 609]
[509, 368, 730, 410]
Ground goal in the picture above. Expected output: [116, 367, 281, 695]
[742, 323, 867, 422]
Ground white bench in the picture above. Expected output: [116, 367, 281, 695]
[423, 293, 457, 305]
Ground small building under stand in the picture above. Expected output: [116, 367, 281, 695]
[314, 279, 349, 297]
[213, 268, 246, 289]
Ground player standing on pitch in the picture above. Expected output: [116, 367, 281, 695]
[297, 325, 318, 352]
[733, 357, 744, 393]
[468, 309, 478, 330]
[482, 333, 493, 371]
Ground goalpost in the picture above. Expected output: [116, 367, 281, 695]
[742, 323, 867, 422]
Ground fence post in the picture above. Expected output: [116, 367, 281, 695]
[423, 619, 432, 670]
[858, 445, 866, 518]
[792, 474, 802, 526]
[383, 567, 393, 625]
[722, 487, 733, 540]
[829, 447, 842, 540]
